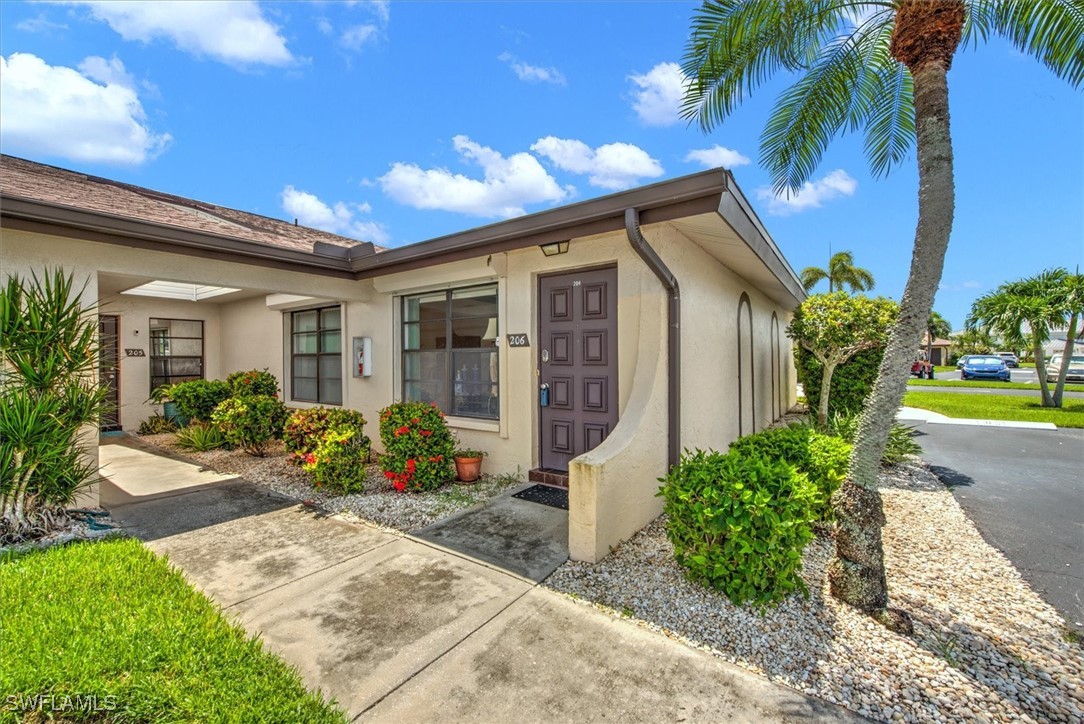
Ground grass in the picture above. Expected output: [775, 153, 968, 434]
[0, 538, 345, 723]
[903, 392, 1084, 428]
[908, 378, 1084, 392]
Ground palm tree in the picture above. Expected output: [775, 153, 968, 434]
[682, 0, 1083, 626]
[1051, 271, 1084, 407]
[926, 310, 952, 364]
[950, 327, 992, 359]
[800, 250, 876, 293]
[969, 269, 1079, 407]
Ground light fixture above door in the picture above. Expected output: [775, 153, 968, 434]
[539, 240, 570, 257]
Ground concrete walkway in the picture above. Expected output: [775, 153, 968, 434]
[100, 438, 862, 722]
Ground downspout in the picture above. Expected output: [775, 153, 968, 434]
[624, 207, 680, 469]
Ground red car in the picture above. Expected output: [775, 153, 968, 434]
[911, 359, 934, 379]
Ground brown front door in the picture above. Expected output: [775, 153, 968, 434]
[99, 315, 121, 432]
[539, 266, 618, 471]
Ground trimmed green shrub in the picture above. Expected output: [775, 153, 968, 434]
[138, 414, 178, 436]
[378, 402, 455, 492]
[211, 395, 286, 457]
[175, 421, 229, 452]
[828, 412, 922, 465]
[170, 379, 231, 422]
[795, 344, 884, 419]
[227, 369, 279, 397]
[302, 427, 371, 493]
[283, 407, 368, 465]
[658, 448, 818, 606]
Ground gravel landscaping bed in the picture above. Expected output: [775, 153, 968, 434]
[138, 434, 524, 531]
[546, 461, 1083, 723]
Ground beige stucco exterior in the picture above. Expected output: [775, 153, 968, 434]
[2, 208, 797, 562]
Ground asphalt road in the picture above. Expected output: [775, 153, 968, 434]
[908, 422, 1084, 627]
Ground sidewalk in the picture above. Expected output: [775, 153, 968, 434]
[100, 438, 863, 722]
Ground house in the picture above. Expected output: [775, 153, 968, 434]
[919, 333, 952, 366]
[0, 155, 805, 562]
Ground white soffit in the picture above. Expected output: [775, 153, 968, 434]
[120, 280, 241, 301]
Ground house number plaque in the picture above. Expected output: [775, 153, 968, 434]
[124, 349, 145, 357]
[506, 334, 530, 347]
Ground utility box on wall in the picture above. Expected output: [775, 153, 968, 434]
[353, 336, 372, 378]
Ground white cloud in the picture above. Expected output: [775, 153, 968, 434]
[379, 135, 571, 218]
[531, 137, 664, 190]
[0, 52, 171, 165]
[57, 1, 294, 67]
[281, 186, 389, 245]
[340, 24, 378, 50]
[15, 14, 68, 33]
[498, 53, 565, 85]
[938, 280, 982, 292]
[756, 169, 857, 216]
[684, 145, 751, 169]
[316, 17, 333, 36]
[628, 61, 687, 127]
[78, 55, 136, 89]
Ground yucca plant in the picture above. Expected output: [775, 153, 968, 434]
[0, 269, 109, 541]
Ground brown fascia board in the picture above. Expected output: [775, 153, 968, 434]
[0, 168, 806, 302]
[716, 172, 807, 306]
[349, 169, 731, 278]
[0, 194, 361, 278]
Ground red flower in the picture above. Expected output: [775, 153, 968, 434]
[384, 470, 396, 479]
[304, 453, 316, 465]
[395, 425, 410, 436]
[419, 429, 432, 437]
[411, 417, 421, 424]
[393, 479, 406, 492]
[406, 458, 417, 472]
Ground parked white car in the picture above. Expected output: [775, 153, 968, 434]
[1046, 354, 1084, 382]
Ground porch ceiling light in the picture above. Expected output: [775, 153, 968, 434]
[121, 280, 241, 302]
[539, 240, 570, 257]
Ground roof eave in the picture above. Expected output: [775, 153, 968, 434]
[0, 194, 359, 277]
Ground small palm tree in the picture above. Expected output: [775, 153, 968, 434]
[800, 250, 875, 293]
[682, 0, 1083, 625]
[926, 310, 952, 364]
[968, 268, 1077, 407]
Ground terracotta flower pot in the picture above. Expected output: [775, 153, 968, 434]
[454, 456, 483, 483]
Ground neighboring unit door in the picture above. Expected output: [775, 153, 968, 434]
[539, 266, 618, 472]
[99, 315, 121, 432]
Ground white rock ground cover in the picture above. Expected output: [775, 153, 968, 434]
[138, 434, 522, 531]
[546, 461, 1083, 723]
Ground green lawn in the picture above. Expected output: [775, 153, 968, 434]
[0, 538, 345, 723]
[908, 378, 1084, 392]
[903, 392, 1084, 428]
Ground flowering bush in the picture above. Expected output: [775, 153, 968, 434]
[302, 426, 371, 493]
[283, 407, 368, 465]
[227, 368, 279, 397]
[378, 401, 454, 492]
[211, 395, 286, 457]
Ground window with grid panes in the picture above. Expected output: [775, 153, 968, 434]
[402, 285, 498, 419]
[290, 306, 342, 405]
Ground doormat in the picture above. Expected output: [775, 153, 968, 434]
[512, 484, 568, 511]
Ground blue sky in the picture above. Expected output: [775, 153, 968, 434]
[1, 1, 1081, 330]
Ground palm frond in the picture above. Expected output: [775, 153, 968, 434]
[682, 0, 863, 134]
[757, 6, 901, 193]
[966, 0, 1084, 87]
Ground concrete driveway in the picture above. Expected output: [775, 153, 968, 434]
[901, 418, 1084, 628]
[101, 439, 861, 722]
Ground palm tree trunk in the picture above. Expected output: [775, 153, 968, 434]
[1053, 313, 1078, 407]
[1034, 341, 1054, 407]
[828, 57, 955, 624]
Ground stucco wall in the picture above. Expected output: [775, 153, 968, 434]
[1, 222, 798, 554]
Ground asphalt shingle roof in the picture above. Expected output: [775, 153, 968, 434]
[0, 155, 377, 254]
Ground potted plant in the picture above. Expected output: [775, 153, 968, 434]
[453, 448, 486, 484]
[148, 384, 188, 428]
